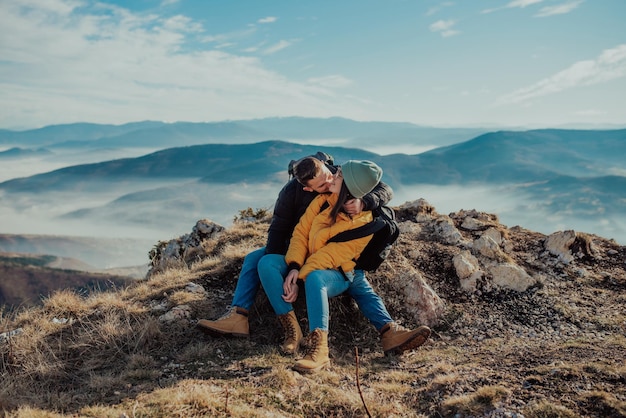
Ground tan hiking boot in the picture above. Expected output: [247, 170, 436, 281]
[380, 322, 431, 355]
[197, 306, 249, 337]
[277, 311, 303, 355]
[293, 329, 330, 373]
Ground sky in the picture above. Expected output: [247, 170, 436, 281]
[1, 0, 625, 131]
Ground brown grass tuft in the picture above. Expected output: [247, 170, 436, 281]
[440, 385, 511, 416]
[524, 401, 579, 418]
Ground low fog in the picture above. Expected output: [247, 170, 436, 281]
[1, 146, 624, 269]
[285, 138, 438, 156]
[0, 147, 162, 182]
[393, 184, 626, 246]
[2, 179, 624, 269]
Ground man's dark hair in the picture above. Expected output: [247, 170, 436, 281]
[292, 157, 323, 186]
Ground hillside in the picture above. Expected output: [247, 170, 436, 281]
[0, 253, 134, 310]
[0, 141, 380, 192]
[1, 200, 624, 417]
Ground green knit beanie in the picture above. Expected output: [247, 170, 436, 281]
[341, 160, 383, 198]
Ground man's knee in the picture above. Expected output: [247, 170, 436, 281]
[243, 247, 265, 263]
[258, 253, 283, 268]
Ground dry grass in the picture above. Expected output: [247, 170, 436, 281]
[440, 385, 511, 416]
[1, 216, 625, 417]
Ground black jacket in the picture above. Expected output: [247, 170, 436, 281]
[265, 163, 393, 255]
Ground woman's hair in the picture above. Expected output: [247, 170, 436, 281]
[329, 181, 352, 223]
[292, 157, 323, 186]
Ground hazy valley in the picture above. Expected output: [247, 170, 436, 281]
[0, 118, 624, 273]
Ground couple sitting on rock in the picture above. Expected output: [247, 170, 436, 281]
[198, 154, 431, 373]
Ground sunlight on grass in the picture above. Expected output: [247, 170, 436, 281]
[440, 385, 511, 416]
[524, 400, 579, 418]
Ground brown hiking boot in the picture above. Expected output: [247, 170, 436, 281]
[380, 322, 431, 355]
[197, 306, 249, 337]
[277, 311, 303, 355]
[293, 329, 330, 374]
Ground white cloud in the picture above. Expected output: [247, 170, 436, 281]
[429, 20, 460, 37]
[425, 2, 454, 17]
[507, 0, 544, 8]
[429, 20, 455, 31]
[162, 14, 203, 33]
[262, 40, 293, 54]
[482, 0, 544, 14]
[201, 27, 258, 45]
[574, 109, 606, 117]
[307, 75, 353, 88]
[0, 0, 361, 129]
[258, 16, 277, 24]
[535, 0, 583, 17]
[15, 0, 81, 15]
[496, 44, 626, 105]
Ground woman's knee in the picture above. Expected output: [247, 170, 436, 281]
[304, 271, 326, 291]
[305, 270, 348, 297]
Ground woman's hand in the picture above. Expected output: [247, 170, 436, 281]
[282, 269, 300, 303]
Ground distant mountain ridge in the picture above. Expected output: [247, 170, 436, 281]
[0, 121, 165, 146]
[0, 121, 624, 269]
[3, 129, 624, 190]
[0, 117, 488, 150]
[0, 147, 52, 159]
[0, 141, 379, 192]
[420, 129, 626, 178]
[1, 131, 624, 217]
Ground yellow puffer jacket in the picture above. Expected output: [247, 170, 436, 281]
[285, 193, 374, 280]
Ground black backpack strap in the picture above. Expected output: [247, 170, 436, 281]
[328, 217, 386, 243]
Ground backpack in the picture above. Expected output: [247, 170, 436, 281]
[328, 205, 400, 272]
[288, 151, 334, 179]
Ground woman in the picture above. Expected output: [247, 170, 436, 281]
[258, 158, 383, 373]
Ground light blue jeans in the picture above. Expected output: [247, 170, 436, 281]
[257, 254, 393, 332]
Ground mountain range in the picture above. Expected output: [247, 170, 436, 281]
[0, 118, 624, 269]
[0, 117, 488, 151]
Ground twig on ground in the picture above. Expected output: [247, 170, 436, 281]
[225, 384, 229, 415]
[355, 347, 372, 418]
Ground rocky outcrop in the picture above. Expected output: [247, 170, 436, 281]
[150, 199, 624, 336]
[148, 219, 225, 275]
[544, 229, 595, 263]
[397, 201, 541, 295]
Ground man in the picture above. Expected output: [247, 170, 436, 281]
[197, 153, 430, 355]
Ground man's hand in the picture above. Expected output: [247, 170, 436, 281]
[343, 198, 364, 215]
[282, 269, 300, 303]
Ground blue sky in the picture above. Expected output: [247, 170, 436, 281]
[1, 0, 625, 130]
